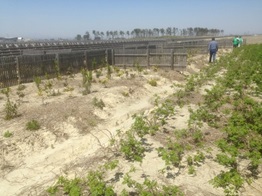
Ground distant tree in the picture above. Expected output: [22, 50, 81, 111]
[166, 27, 172, 36]
[92, 30, 97, 39]
[100, 32, 104, 39]
[148, 29, 153, 37]
[133, 28, 141, 38]
[106, 31, 110, 39]
[172, 27, 178, 36]
[97, 31, 101, 38]
[131, 30, 135, 38]
[160, 28, 165, 36]
[119, 30, 125, 38]
[153, 28, 159, 37]
[126, 31, 130, 38]
[83, 31, 90, 40]
[113, 31, 118, 39]
[187, 27, 194, 36]
[194, 27, 209, 36]
[144, 29, 147, 37]
[75, 34, 82, 41]
[110, 31, 113, 39]
[81, 26, 224, 41]
[203, 28, 208, 36]
[181, 28, 187, 36]
[141, 29, 146, 37]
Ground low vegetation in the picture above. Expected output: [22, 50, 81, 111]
[26, 119, 41, 131]
[1, 45, 261, 196]
[44, 45, 261, 195]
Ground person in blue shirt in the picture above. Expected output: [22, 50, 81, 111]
[208, 37, 219, 63]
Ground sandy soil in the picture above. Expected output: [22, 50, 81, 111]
[244, 34, 262, 44]
[0, 48, 261, 196]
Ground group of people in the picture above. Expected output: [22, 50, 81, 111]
[232, 36, 243, 48]
[207, 36, 244, 63]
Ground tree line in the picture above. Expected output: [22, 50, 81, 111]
[75, 27, 224, 41]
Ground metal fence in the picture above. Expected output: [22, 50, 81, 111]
[0, 47, 189, 88]
[164, 38, 244, 54]
[0, 50, 107, 88]
[17, 54, 57, 84]
[113, 48, 187, 69]
[0, 56, 17, 87]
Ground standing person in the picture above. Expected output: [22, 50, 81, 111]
[232, 36, 239, 48]
[238, 36, 243, 47]
[208, 37, 218, 63]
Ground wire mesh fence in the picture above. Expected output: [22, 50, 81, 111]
[0, 50, 107, 88]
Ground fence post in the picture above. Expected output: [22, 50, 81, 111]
[85, 50, 88, 69]
[55, 53, 60, 73]
[147, 46, 150, 67]
[111, 49, 115, 66]
[182, 54, 187, 68]
[16, 56, 21, 84]
[105, 49, 108, 65]
[170, 49, 174, 70]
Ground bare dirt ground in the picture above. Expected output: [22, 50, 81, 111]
[0, 43, 261, 196]
[243, 34, 262, 44]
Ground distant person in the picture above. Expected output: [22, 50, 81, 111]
[208, 37, 218, 63]
[232, 36, 239, 48]
[238, 36, 243, 47]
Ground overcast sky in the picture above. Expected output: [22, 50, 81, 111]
[1, 0, 262, 39]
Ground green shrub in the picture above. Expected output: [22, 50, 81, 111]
[87, 170, 115, 195]
[122, 174, 184, 195]
[92, 97, 105, 109]
[148, 79, 157, 86]
[188, 165, 196, 175]
[26, 119, 40, 131]
[210, 170, 244, 196]
[120, 131, 145, 162]
[157, 141, 184, 167]
[47, 176, 82, 196]
[4, 99, 18, 120]
[33, 76, 43, 95]
[3, 130, 13, 138]
[47, 167, 115, 195]
[1, 87, 18, 120]
[81, 69, 92, 95]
